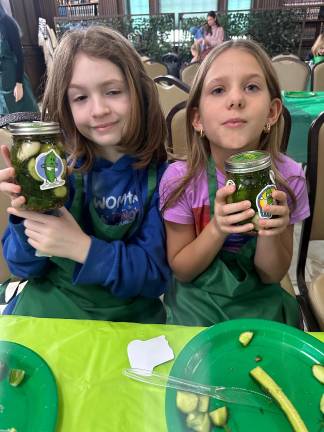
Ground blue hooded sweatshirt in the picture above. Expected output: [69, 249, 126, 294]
[2, 155, 171, 300]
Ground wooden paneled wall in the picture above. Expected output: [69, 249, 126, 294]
[35, 0, 58, 28]
[252, 0, 282, 9]
[99, 0, 125, 16]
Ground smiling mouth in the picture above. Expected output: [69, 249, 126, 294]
[94, 122, 117, 130]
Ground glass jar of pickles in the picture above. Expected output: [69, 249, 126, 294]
[8, 121, 68, 211]
[224, 150, 276, 228]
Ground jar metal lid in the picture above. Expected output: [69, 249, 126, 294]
[7, 121, 60, 135]
[224, 150, 271, 174]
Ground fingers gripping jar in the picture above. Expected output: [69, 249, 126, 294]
[224, 150, 276, 229]
[8, 121, 68, 211]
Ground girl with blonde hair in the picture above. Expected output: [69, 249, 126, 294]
[311, 33, 324, 64]
[160, 39, 309, 326]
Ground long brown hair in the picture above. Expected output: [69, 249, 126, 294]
[164, 39, 296, 211]
[42, 25, 167, 171]
[206, 11, 221, 35]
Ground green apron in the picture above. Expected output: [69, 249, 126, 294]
[313, 55, 324, 65]
[12, 165, 166, 323]
[164, 158, 299, 327]
[0, 35, 39, 114]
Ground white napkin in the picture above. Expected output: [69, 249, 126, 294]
[127, 335, 174, 372]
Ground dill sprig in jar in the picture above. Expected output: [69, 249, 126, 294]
[8, 121, 68, 211]
[224, 150, 276, 229]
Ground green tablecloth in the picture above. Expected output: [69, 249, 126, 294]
[0, 316, 322, 431]
[282, 91, 324, 163]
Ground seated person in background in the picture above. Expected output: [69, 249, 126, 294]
[197, 11, 224, 60]
[190, 41, 202, 63]
[311, 33, 324, 65]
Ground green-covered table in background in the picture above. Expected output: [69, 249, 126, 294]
[282, 91, 324, 163]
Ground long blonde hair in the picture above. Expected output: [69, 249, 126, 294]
[42, 25, 167, 171]
[311, 33, 324, 56]
[164, 39, 296, 211]
[191, 42, 202, 62]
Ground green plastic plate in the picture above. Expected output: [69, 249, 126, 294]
[284, 91, 317, 98]
[165, 319, 324, 432]
[0, 341, 58, 431]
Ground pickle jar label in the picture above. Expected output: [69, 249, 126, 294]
[256, 184, 276, 219]
[35, 150, 65, 191]
[226, 179, 235, 187]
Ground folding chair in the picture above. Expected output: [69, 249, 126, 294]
[280, 105, 292, 154]
[143, 60, 168, 80]
[154, 75, 189, 118]
[272, 58, 310, 91]
[165, 101, 187, 160]
[180, 62, 200, 87]
[311, 61, 324, 91]
[47, 25, 58, 49]
[38, 18, 56, 72]
[296, 112, 324, 330]
[272, 53, 300, 61]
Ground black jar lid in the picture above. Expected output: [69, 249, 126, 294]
[224, 150, 271, 174]
[7, 121, 60, 136]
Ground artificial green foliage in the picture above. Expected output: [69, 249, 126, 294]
[179, 9, 304, 59]
[55, 17, 124, 38]
[221, 12, 250, 39]
[128, 14, 175, 60]
[55, 15, 135, 39]
[54, 8, 306, 64]
[55, 14, 175, 62]
[246, 9, 305, 56]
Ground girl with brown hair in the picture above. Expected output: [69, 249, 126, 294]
[0, 26, 170, 322]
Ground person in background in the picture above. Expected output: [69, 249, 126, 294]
[0, 26, 170, 322]
[159, 39, 309, 327]
[197, 11, 224, 60]
[311, 33, 324, 65]
[190, 41, 202, 63]
[0, 1, 38, 114]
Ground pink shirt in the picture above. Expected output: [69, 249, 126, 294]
[205, 25, 224, 47]
[159, 155, 310, 251]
